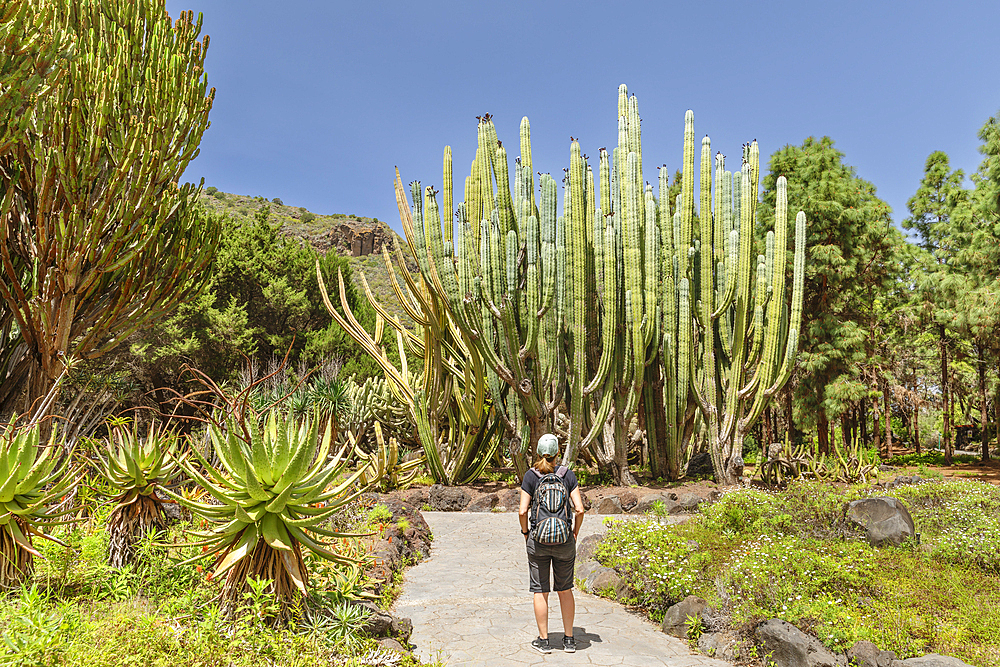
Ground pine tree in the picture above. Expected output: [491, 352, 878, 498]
[762, 137, 901, 454]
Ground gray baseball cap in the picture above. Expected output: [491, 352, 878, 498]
[536, 433, 559, 457]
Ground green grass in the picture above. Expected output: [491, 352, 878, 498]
[1, 503, 438, 666]
[596, 479, 1000, 666]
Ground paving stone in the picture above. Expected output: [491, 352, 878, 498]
[394, 512, 735, 666]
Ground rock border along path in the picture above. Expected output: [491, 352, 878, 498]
[395, 512, 735, 666]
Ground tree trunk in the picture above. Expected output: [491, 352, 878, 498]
[873, 398, 882, 455]
[817, 409, 830, 456]
[941, 326, 952, 465]
[913, 404, 921, 454]
[883, 384, 893, 458]
[764, 407, 775, 448]
[859, 400, 869, 447]
[841, 412, 852, 450]
[977, 345, 991, 463]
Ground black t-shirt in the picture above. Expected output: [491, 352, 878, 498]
[520, 466, 578, 498]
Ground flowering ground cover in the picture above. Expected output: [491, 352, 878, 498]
[595, 479, 1000, 666]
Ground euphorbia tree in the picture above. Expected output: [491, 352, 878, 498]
[0, 0, 219, 414]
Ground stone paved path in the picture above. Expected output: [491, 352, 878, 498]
[395, 512, 735, 666]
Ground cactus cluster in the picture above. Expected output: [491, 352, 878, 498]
[361, 84, 806, 484]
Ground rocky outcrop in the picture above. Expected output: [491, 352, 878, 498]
[366, 498, 432, 595]
[698, 632, 738, 661]
[596, 496, 623, 514]
[631, 493, 680, 514]
[307, 221, 398, 257]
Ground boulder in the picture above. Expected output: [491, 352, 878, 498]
[660, 595, 707, 638]
[575, 559, 600, 581]
[377, 637, 409, 653]
[617, 489, 638, 511]
[698, 632, 737, 661]
[579, 489, 592, 511]
[754, 618, 842, 667]
[632, 494, 679, 515]
[576, 533, 604, 562]
[585, 565, 627, 598]
[466, 493, 499, 512]
[402, 488, 429, 506]
[848, 640, 897, 667]
[353, 600, 413, 642]
[676, 493, 704, 512]
[596, 496, 623, 514]
[686, 452, 715, 478]
[160, 500, 183, 524]
[846, 497, 915, 546]
[428, 484, 471, 511]
[890, 656, 975, 667]
[498, 488, 521, 512]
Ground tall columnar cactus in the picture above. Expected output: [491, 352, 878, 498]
[402, 115, 572, 475]
[398, 101, 653, 483]
[672, 112, 807, 485]
[384, 86, 804, 485]
[316, 195, 499, 485]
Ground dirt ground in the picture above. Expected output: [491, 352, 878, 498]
[900, 456, 1000, 484]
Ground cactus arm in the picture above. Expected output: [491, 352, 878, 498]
[764, 211, 806, 395]
[443, 146, 453, 243]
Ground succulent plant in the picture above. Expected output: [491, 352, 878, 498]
[0, 417, 80, 588]
[168, 408, 371, 615]
[95, 422, 184, 567]
[354, 421, 424, 493]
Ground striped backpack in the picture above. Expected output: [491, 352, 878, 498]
[530, 466, 571, 545]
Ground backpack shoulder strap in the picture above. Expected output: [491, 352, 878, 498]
[555, 466, 568, 478]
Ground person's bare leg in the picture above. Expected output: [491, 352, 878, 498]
[557, 589, 575, 637]
[533, 592, 549, 638]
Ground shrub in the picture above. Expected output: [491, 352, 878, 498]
[206, 186, 218, 195]
[301, 211, 316, 223]
[272, 198, 283, 205]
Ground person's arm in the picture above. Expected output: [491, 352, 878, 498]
[570, 487, 585, 539]
[518, 489, 532, 539]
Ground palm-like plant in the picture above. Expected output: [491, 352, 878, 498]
[0, 417, 80, 587]
[95, 423, 183, 567]
[168, 408, 372, 616]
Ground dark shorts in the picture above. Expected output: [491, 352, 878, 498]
[526, 535, 576, 593]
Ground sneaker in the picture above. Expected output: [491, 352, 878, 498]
[531, 637, 552, 654]
[563, 636, 576, 653]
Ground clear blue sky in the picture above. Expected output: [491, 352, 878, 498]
[164, 0, 1000, 236]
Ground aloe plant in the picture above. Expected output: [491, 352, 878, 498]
[95, 422, 183, 567]
[168, 408, 371, 616]
[0, 417, 80, 587]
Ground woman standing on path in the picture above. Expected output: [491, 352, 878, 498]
[518, 434, 586, 654]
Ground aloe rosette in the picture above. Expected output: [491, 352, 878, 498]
[96, 423, 183, 567]
[0, 418, 80, 587]
[169, 408, 371, 612]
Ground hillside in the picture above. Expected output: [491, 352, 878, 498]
[197, 188, 419, 330]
